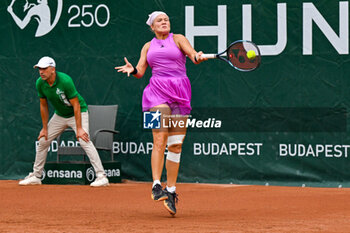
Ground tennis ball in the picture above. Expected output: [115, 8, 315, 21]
[246, 50, 256, 60]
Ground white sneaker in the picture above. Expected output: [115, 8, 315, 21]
[90, 175, 109, 187]
[19, 173, 42, 185]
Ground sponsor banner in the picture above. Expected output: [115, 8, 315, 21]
[38, 140, 350, 158]
[42, 161, 121, 185]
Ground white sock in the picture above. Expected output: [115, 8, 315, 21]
[152, 180, 161, 188]
[166, 186, 176, 193]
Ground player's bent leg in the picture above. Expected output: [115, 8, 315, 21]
[150, 104, 171, 200]
[19, 138, 51, 185]
[150, 104, 170, 180]
[19, 137, 51, 185]
[151, 130, 168, 181]
[78, 139, 109, 187]
[166, 134, 185, 185]
[20, 114, 67, 185]
[163, 134, 185, 215]
[69, 112, 109, 187]
[151, 131, 168, 201]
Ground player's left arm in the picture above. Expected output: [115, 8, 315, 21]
[173, 34, 206, 64]
[70, 97, 89, 142]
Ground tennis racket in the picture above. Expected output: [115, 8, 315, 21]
[202, 40, 261, 72]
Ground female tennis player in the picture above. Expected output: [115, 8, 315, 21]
[115, 11, 206, 215]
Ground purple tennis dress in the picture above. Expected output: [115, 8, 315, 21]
[142, 33, 191, 115]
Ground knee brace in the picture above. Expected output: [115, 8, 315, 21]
[166, 135, 185, 163]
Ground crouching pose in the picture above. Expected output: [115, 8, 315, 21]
[19, 56, 109, 187]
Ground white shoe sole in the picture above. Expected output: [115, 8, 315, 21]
[19, 182, 41, 186]
[90, 183, 109, 187]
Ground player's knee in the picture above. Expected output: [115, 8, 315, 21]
[168, 144, 182, 154]
[77, 138, 90, 148]
[38, 137, 50, 148]
[166, 135, 185, 163]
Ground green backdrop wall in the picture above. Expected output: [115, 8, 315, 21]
[1, 0, 350, 187]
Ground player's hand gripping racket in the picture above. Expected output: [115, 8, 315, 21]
[202, 40, 261, 72]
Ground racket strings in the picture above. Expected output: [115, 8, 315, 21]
[227, 42, 261, 71]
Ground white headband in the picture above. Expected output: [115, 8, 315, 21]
[146, 11, 168, 26]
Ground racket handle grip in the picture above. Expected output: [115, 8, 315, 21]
[201, 54, 216, 59]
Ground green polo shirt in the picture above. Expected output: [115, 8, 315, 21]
[36, 71, 88, 118]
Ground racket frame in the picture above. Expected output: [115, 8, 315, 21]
[202, 40, 261, 72]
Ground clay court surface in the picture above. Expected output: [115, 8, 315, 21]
[0, 180, 350, 233]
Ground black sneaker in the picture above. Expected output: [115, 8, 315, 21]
[163, 190, 178, 215]
[151, 184, 168, 201]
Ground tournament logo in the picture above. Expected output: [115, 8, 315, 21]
[86, 167, 95, 182]
[143, 110, 161, 129]
[7, 0, 63, 37]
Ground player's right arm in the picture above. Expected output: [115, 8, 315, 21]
[38, 98, 49, 140]
[133, 42, 150, 78]
[114, 42, 150, 78]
